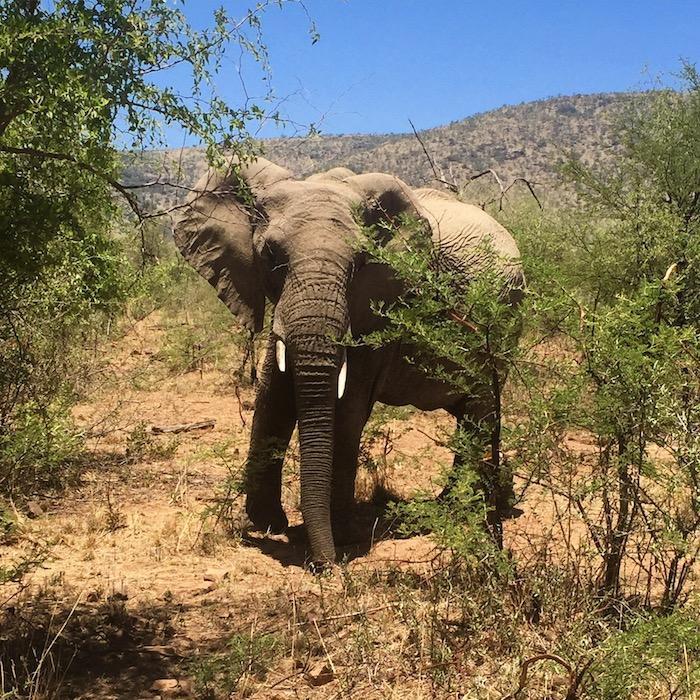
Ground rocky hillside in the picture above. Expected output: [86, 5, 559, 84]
[122, 92, 645, 211]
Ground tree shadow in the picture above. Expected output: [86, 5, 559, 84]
[0, 590, 189, 699]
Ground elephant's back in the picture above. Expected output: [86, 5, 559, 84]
[306, 166, 357, 182]
[414, 188, 523, 290]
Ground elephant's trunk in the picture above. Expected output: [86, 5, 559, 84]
[279, 258, 349, 564]
[294, 349, 338, 564]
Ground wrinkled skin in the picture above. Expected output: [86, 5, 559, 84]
[174, 157, 525, 565]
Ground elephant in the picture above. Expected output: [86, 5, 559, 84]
[173, 156, 525, 565]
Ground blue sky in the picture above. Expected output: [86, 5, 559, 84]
[181, 0, 700, 139]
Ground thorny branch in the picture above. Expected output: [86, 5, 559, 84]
[0, 145, 144, 218]
[0, 144, 252, 233]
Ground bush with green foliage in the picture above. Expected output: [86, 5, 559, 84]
[591, 612, 700, 699]
[358, 214, 524, 549]
[0, 0, 314, 502]
[519, 64, 700, 603]
[360, 64, 700, 619]
[190, 632, 283, 698]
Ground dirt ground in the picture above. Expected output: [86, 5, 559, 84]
[1, 315, 689, 699]
[1, 316, 462, 698]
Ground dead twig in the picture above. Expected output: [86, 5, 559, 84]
[408, 118, 459, 193]
[296, 602, 400, 627]
[502, 653, 593, 700]
[406, 123, 543, 210]
[235, 385, 247, 428]
[469, 170, 543, 211]
[448, 310, 479, 333]
[413, 426, 447, 448]
[150, 419, 215, 434]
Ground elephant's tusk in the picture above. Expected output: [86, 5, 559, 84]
[276, 339, 286, 373]
[337, 351, 347, 399]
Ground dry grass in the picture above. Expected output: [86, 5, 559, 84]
[1, 310, 698, 699]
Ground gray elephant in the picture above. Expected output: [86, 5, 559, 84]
[174, 157, 525, 565]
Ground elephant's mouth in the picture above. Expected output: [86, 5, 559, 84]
[273, 333, 348, 399]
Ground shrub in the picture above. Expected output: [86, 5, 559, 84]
[591, 612, 700, 699]
[190, 632, 283, 698]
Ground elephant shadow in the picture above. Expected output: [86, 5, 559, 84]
[242, 492, 413, 568]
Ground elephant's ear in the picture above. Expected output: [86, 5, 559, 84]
[344, 173, 431, 246]
[173, 157, 291, 333]
[344, 173, 433, 336]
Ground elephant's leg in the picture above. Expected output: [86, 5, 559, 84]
[442, 397, 515, 517]
[330, 409, 371, 541]
[244, 335, 296, 533]
[437, 400, 506, 547]
[330, 358, 377, 545]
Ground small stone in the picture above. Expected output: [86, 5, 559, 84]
[203, 568, 229, 583]
[150, 679, 178, 692]
[306, 661, 334, 686]
[26, 500, 44, 518]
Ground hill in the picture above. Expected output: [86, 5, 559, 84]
[122, 92, 644, 211]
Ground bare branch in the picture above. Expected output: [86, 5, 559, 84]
[150, 420, 215, 434]
[502, 653, 593, 700]
[470, 168, 507, 190]
[470, 169, 543, 211]
[407, 122, 543, 209]
[408, 118, 459, 193]
[511, 176, 544, 210]
[0, 144, 224, 223]
[119, 178, 201, 192]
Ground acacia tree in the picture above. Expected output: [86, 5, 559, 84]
[0, 0, 317, 212]
[512, 63, 700, 601]
[0, 0, 315, 499]
[360, 64, 700, 605]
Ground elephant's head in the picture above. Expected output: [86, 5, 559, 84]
[173, 156, 425, 563]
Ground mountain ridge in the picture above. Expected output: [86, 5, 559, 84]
[123, 91, 646, 211]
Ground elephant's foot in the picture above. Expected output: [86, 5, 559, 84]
[245, 496, 288, 534]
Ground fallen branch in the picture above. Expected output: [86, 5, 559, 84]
[150, 420, 215, 434]
[296, 602, 400, 627]
[502, 653, 593, 700]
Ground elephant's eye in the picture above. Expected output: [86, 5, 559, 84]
[260, 239, 287, 270]
[258, 238, 288, 299]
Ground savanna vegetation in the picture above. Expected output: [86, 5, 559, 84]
[1, 1, 699, 697]
[0, 0, 295, 543]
